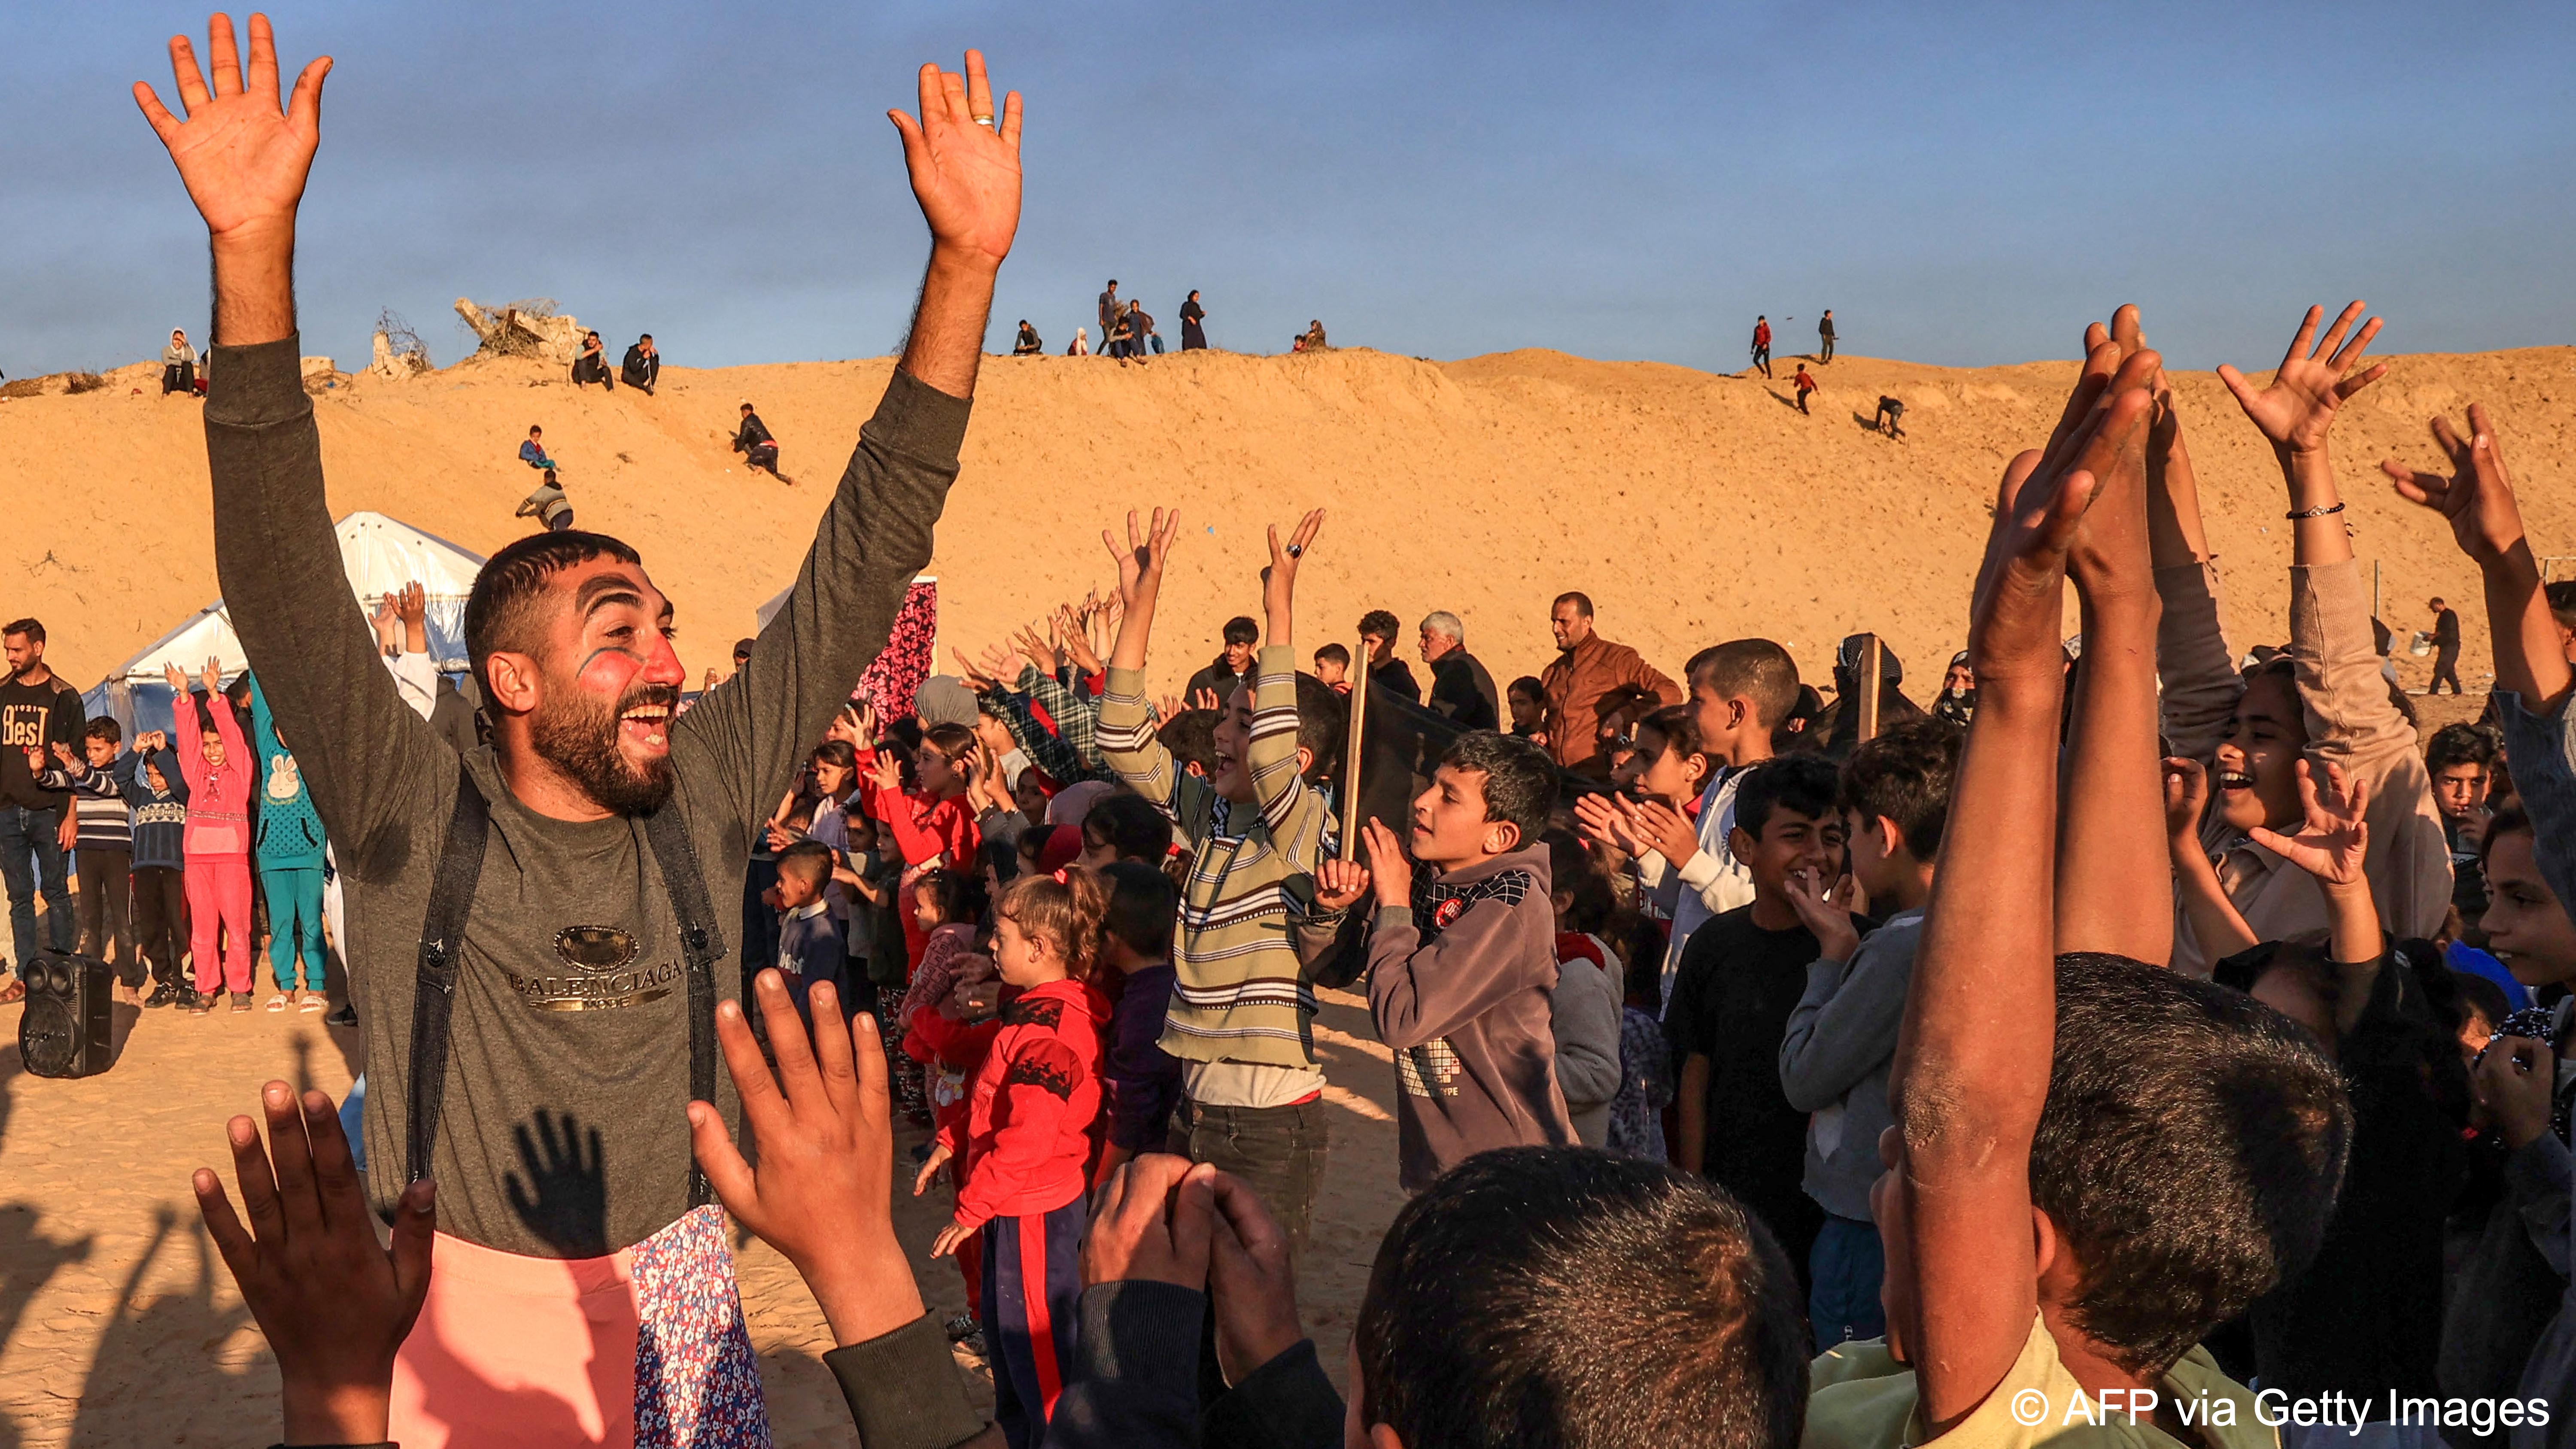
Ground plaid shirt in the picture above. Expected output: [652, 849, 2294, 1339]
[979, 665, 1116, 786]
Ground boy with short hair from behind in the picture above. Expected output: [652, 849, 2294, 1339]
[1317, 729, 1576, 1191]
[1776, 716, 1958, 1347]
[28, 717, 142, 996]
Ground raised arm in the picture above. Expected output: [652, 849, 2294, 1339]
[1893, 355, 2149, 1431]
[1096, 509, 1207, 823]
[2054, 318, 2172, 965]
[2389, 406, 2576, 906]
[677, 53, 1018, 826]
[138, 16, 437, 860]
[2221, 304, 2411, 766]
[1248, 512, 1325, 830]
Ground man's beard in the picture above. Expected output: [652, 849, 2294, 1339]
[531, 678, 679, 815]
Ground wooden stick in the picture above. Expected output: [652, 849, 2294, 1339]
[1340, 637, 1370, 856]
[1856, 634, 1883, 743]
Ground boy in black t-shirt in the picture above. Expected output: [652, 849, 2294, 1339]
[1663, 753, 1861, 1280]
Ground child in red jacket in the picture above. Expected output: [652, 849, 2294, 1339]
[860, 722, 982, 970]
[921, 869, 1109, 1449]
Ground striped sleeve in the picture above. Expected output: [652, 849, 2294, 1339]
[1247, 646, 1309, 836]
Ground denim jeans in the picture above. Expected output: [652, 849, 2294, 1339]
[1808, 1211, 1888, 1348]
[0, 803, 74, 972]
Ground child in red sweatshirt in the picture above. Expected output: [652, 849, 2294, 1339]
[860, 721, 982, 970]
[920, 869, 1109, 1449]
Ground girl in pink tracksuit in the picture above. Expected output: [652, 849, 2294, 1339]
[172, 674, 255, 1011]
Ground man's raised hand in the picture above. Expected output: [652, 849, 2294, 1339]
[1967, 368, 2150, 683]
[2217, 302, 2387, 456]
[1360, 818, 1413, 908]
[889, 52, 1021, 273]
[135, 14, 329, 245]
[2384, 404, 2528, 569]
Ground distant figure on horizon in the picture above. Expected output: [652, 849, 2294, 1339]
[1180, 290, 1207, 350]
[1750, 315, 1773, 378]
[1817, 309, 1836, 363]
[1873, 394, 1906, 439]
[1013, 319, 1042, 355]
[162, 328, 199, 396]
[1792, 364, 1818, 415]
[516, 476, 573, 533]
[2428, 596, 2465, 694]
[1066, 326, 1090, 356]
[517, 424, 558, 481]
[1136, 301, 1162, 355]
[571, 329, 614, 390]
[1108, 304, 1139, 364]
[1302, 319, 1328, 351]
[620, 334, 659, 395]
[734, 401, 790, 483]
[1098, 278, 1120, 346]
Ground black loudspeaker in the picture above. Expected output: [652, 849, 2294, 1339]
[18, 951, 114, 1079]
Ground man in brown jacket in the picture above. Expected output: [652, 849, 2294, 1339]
[1539, 592, 1680, 778]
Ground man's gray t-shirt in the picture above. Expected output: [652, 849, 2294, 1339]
[207, 337, 968, 1258]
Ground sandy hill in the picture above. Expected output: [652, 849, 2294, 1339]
[4, 342, 2571, 701]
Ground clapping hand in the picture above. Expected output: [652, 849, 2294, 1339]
[1359, 818, 1413, 908]
[2161, 756, 2210, 844]
[2248, 759, 2371, 890]
[1619, 794, 1701, 867]
[1571, 790, 1641, 855]
[2217, 302, 2387, 456]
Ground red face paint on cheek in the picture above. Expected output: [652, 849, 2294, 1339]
[579, 647, 646, 695]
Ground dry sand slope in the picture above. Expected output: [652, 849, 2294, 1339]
[5, 343, 2571, 699]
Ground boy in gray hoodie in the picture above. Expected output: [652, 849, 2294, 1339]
[1319, 730, 1574, 1191]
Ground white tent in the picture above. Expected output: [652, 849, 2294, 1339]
[84, 511, 488, 734]
[753, 573, 938, 634]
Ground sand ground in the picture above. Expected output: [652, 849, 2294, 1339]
[0, 964, 1399, 1447]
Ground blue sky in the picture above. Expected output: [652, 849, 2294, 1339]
[7, 2, 2571, 377]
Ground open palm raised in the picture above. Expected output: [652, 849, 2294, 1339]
[134, 14, 330, 242]
[2249, 759, 2370, 887]
[2217, 303, 2387, 455]
[889, 52, 1022, 270]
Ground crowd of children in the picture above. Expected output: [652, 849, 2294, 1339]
[501, 298, 2573, 1449]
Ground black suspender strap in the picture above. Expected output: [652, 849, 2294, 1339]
[641, 801, 727, 1208]
[406, 770, 491, 1188]
[403, 772, 726, 1211]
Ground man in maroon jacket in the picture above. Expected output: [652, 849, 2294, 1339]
[1538, 592, 1681, 779]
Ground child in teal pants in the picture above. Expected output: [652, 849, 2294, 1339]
[248, 675, 331, 1011]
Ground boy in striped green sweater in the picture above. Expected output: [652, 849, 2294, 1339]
[1094, 506, 1348, 1252]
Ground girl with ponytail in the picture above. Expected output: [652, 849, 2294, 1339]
[919, 866, 1112, 1441]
